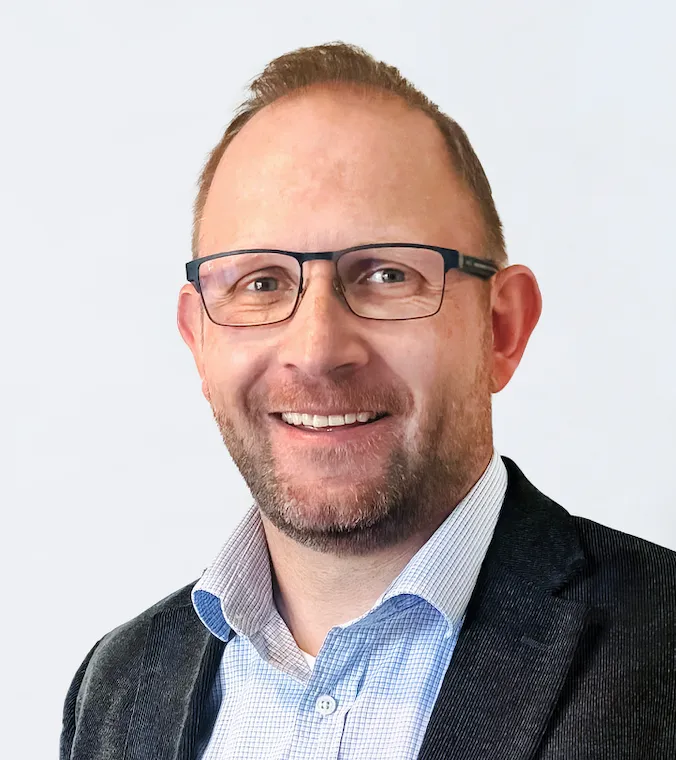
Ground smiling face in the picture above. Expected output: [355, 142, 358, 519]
[179, 87, 499, 555]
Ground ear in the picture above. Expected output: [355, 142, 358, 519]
[177, 284, 211, 402]
[489, 264, 542, 393]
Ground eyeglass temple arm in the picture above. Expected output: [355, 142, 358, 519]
[454, 252, 499, 280]
[186, 261, 201, 292]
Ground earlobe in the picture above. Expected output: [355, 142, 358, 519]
[202, 377, 211, 403]
[489, 265, 542, 393]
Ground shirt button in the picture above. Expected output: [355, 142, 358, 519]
[315, 695, 337, 716]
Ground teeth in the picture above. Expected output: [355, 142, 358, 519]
[280, 411, 380, 428]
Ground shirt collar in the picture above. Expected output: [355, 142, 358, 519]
[376, 448, 507, 630]
[192, 449, 507, 642]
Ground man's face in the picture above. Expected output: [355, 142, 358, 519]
[180, 88, 495, 555]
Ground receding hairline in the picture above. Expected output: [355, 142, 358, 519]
[241, 81, 463, 160]
[191, 42, 507, 267]
[263, 78, 414, 109]
[203, 84, 487, 250]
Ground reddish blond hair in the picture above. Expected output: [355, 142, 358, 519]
[192, 42, 506, 266]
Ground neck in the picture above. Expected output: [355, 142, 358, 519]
[261, 450, 492, 657]
[263, 519, 434, 657]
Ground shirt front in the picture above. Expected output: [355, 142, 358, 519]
[192, 450, 507, 760]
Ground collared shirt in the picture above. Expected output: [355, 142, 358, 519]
[192, 449, 507, 759]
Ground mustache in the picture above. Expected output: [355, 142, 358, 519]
[250, 379, 411, 416]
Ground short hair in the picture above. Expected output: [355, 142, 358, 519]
[192, 41, 507, 267]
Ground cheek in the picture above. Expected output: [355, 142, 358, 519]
[385, 312, 486, 423]
[201, 334, 266, 409]
[384, 332, 446, 426]
[202, 321, 315, 425]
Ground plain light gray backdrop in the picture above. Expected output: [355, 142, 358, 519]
[1, 1, 674, 757]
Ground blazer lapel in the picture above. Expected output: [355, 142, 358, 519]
[123, 604, 225, 760]
[418, 457, 592, 760]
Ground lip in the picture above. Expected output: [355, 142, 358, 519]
[269, 412, 393, 445]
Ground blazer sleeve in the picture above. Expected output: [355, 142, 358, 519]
[59, 639, 103, 760]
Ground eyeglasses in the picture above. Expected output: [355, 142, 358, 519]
[185, 243, 498, 327]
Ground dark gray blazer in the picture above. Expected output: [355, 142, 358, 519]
[60, 458, 676, 759]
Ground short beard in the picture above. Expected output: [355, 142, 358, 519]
[208, 349, 492, 557]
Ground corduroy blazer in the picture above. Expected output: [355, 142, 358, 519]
[60, 457, 676, 759]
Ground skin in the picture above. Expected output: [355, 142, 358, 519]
[178, 86, 542, 656]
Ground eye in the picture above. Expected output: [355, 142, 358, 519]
[367, 268, 406, 284]
[245, 277, 279, 292]
[237, 266, 298, 294]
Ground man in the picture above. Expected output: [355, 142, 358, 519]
[60, 42, 675, 759]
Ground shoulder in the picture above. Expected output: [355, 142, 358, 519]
[572, 516, 676, 612]
[118, 580, 198, 623]
[574, 514, 676, 566]
[61, 580, 203, 755]
[502, 456, 676, 605]
[91, 578, 198, 653]
[502, 456, 675, 623]
[74, 581, 200, 707]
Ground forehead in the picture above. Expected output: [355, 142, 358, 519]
[199, 87, 484, 255]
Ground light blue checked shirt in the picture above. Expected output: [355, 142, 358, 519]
[192, 450, 507, 759]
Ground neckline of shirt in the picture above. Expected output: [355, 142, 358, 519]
[192, 449, 507, 644]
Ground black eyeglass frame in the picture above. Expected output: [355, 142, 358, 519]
[185, 242, 499, 326]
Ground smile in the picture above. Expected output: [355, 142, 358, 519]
[279, 411, 387, 429]
[271, 411, 390, 435]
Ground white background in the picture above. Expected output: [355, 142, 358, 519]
[1, 1, 674, 756]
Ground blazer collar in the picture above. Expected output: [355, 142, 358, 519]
[122, 604, 225, 760]
[122, 455, 589, 760]
[417, 456, 591, 760]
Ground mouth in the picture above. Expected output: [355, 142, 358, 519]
[270, 412, 390, 432]
[269, 410, 391, 438]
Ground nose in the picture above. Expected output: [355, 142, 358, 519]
[275, 262, 369, 379]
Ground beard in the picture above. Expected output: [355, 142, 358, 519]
[207, 331, 493, 556]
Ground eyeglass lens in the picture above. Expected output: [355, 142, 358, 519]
[198, 247, 446, 326]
